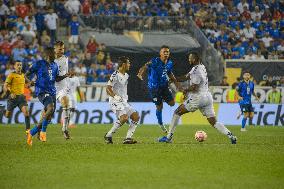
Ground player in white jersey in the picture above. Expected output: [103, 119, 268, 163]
[54, 41, 71, 139]
[159, 53, 237, 144]
[67, 68, 84, 127]
[104, 56, 140, 144]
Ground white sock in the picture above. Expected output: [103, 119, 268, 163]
[126, 120, 138, 139]
[167, 114, 180, 139]
[214, 122, 233, 138]
[62, 108, 70, 132]
[106, 120, 122, 137]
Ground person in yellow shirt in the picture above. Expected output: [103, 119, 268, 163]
[226, 83, 239, 103]
[0, 61, 30, 133]
[267, 84, 282, 104]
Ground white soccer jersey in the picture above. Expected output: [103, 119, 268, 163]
[186, 64, 209, 96]
[107, 71, 129, 102]
[55, 55, 69, 92]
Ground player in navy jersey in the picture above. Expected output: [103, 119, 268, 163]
[237, 72, 259, 131]
[25, 47, 70, 146]
[137, 45, 181, 133]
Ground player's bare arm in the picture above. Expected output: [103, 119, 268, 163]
[137, 61, 151, 80]
[77, 87, 85, 102]
[55, 73, 71, 82]
[175, 74, 190, 82]
[168, 72, 182, 91]
[106, 85, 122, 102]
[2, 81, 11, 98]
[184, 83, 199, 94]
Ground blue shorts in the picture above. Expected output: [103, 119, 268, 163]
[240, 104, 254, 113]
[38, 93, 56, 115]
[149, 86, 173, 106]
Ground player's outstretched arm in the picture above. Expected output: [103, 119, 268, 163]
[137, 61, 151, 80]
[176, 74, 190, 82]
[55, 73, 70, 82]
[106, 85, 122, 102]
[168, 73, 183, 91]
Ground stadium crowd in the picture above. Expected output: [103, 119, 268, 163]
[0, 0, 283, 85]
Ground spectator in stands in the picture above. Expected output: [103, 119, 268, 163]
[86, 35, 98, 55]
[261, 32, 273, 48]
[44, 8, 58, 45]
[279, 76, 284, 87]
[4, 63, 13, 79]
[226, 83, 238, 103]
[244, 49, 256, 60]
[65, 0, 81, 15]
[96, 50, 106, 65]
[242, 23, 255, 39]
[263, 76, 274, 87]
[255, 50, 265, 60]
[267, 84, 282, 104]
[40, 30, 50, 47]
[21, 24, 36, 44]
[36, 0, 47, 8]
[68, 15, 80, 46]
[82, 52, 94, 68]
[81, 0, 92, 17]
[16, 1, 29, 19]
[96, 64, 108, 82]
[220, 76, 229, 86]
[12, 44, 27, 62]
[86, 63, 97, 84]
[237, 0, 249, 14]
[34, 8, 46, 37]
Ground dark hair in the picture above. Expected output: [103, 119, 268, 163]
[160, 45, 170, 50]
[54, 40, 64, 47]
[243, 71, 250, 74]
[44, 47, 55, 62]
[117, 56, 129, 68]
[189, 52, 200, 61]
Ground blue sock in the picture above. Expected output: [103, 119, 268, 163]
[242, 118, 247, 129]
[156, 109, 163, 125]
[30, 126, 39, 136]
[41, 119, 49, 132]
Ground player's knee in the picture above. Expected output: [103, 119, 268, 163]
[131, 112, 140, 122]
[5, 111, 11, 118]
[207, 117, 216, 126]
[119, 115, 129, 124]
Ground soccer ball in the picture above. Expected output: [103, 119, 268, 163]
[195, 131, 207, 142]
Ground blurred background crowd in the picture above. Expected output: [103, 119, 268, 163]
[0, 0, 283, 85]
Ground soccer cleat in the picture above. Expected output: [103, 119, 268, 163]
[63, 130, 71, 140]
[104, 134, 113, 144]
[123, 138, 137, 144]
[40, 132, 47, 142]
[230, 135, 237, 144]
[159, 124, 168, 134]
[240, 128, 247, 132]
[158, 136, 171, 143]
[27, 131, 33, 146]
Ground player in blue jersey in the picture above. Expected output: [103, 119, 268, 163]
[137, 45, 181, 133]
[25, 47, 70, 146]
[237, 72, 259, 131]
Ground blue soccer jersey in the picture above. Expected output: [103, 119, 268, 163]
[147, 57, 173, 89]
[29, 60, 59, 96]
[237, 80, 255, 105]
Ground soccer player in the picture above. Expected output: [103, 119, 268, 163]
[25, 47, 69, 146]
[66, 68, 84, 128]
[0, 61, 30, 134]
[237, 72, 259, 131]
[159, 53, 237, 144]
[137, 45, 180, 133]
[104, 56, 140, 144]
[54, 41, 72, 139]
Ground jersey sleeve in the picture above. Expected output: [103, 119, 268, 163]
[167, 62, 174, 74]
[107, 72, 117, 86]
[5, 74, 13, 84]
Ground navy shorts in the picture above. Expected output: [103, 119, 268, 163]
[240, 104, 254, 113]
[149, 86, 174, 106]
[7, 95, 28, 112]
[38, 93, 56, 115]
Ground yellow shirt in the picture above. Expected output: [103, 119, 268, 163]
[5, 72, 25, 95]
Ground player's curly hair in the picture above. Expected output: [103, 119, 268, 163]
[44, 47, 55, 62]
[118, 56, 129, 68]
[54, 40, 64, 47]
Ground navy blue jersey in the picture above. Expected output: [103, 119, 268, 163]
[29, 60, 59, 96]
[147, 57, 173, 89]
[237, 80, 255, 105]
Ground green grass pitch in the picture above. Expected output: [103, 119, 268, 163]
[0, 124, 284, 189]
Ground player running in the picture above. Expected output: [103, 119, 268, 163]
[236, 72, 259, 131]
[66, 68, 84, 128]
[137, 45, 180, 133]
[159, 53, 237, 144]
[0, 61, 31, 135]
[54, 41, 72, 139]
[25, 47, 69, 146]
[104, 56, 140, 144]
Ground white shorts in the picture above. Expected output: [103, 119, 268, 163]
[184, 93, 215, 118]
[109, 101, 136, 118]
[68, 35, 79, 44]
[56, 87, 71, 102]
